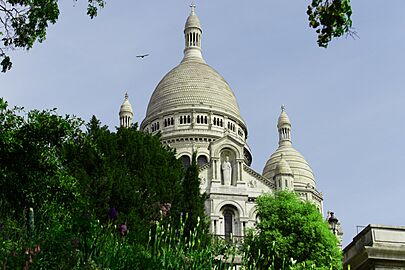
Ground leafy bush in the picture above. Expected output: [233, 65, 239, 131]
[243, 191, 342, 270]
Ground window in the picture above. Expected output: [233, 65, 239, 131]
[197, 155, 208, 166]
[224, 210, 233, 241]
[181, 155, 191, 168]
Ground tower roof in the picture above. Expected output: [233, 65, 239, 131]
[277, 105, 291, 128]
[275, 154, 293, 175]
[263, 107, 316, 187]
[120, 92, 133, 115]
[185, 4, 201, 30]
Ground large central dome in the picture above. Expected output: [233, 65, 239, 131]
[142, 6, 245, 126]
[145, 60, 241, 119]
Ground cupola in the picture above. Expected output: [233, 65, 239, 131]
[119, 92, 133, 128]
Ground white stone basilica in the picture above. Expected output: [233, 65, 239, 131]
[119, 6, 323, 239]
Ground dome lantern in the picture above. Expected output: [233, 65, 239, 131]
[119, 92, 133, 128]
[183, 4, 205, 62]
[278, 105, 292, 146]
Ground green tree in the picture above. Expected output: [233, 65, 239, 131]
[243, 191, 342, 270]
[180, 152, 209, 240]
[0, 1, 352, 72]
[0, 0, 105, 72]
[0, 98, 87, 268]
[307, 0, 354, 48]
[0, 97, 84, 222]
[64, 116, 186, 242]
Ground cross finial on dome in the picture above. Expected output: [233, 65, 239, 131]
[281, 104, 285, 112]
[190, 1, 196, 14]
[124, 92, 129, 100]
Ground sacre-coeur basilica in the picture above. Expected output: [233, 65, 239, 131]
[118, 6, 340, 241]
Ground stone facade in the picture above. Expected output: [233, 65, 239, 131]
[121, 6, 324, 238]
[343, 225, 405, 269]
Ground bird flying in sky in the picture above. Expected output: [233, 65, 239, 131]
[136, 54, 149, 58]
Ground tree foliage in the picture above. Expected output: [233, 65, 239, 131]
[0, 99, 209, 268]
[180, 152, 209, 240]
[0, 1, 353, 72]
[0, 0, 105, 72]
[62, 115, 186, 242]
[0, 97, 84, 222]
[0, 97, 87, 268]
[307, 0, 353, 48]
[243, 191, 342, 270]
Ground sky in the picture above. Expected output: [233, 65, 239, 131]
[2, 0, 405, 247]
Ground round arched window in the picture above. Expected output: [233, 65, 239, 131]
[197, 155, 208, 166]
[181, 155, 191, 168]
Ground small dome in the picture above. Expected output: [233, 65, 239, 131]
[275, 154, 293, 175]
[185, 7, 201, 30]
[263, 145, 315, 187]
[120, 93, 133, 114]
[277, 105, 291, 128]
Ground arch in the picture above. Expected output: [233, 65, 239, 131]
[180, 154, 191, 168]
[214, 200, 245, 217]
[248, 206, 257, 221]
[197, 155, 208, 166]
[213, 144, 242, 159]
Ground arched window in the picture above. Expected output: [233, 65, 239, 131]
[204, 116, 208, 124]
[197, 115, 200, 124]
[181, 155, 191, 168]
[197, 155, 208, 166]
[224, 210, 233, 241]
[187, 115, 191, 123]
[171, 117, 174, 125]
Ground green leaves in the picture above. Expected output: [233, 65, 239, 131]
[243, 191, 342, 269]
[307, 0, 354, 47]
[1, 0, 105, 72]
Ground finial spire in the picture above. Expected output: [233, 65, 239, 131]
[190, 1, 196, 14]
[277, 105, 292, 145]
[125, 92, 129, 100]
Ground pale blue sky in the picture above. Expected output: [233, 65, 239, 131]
[2, 1, 405, 246]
